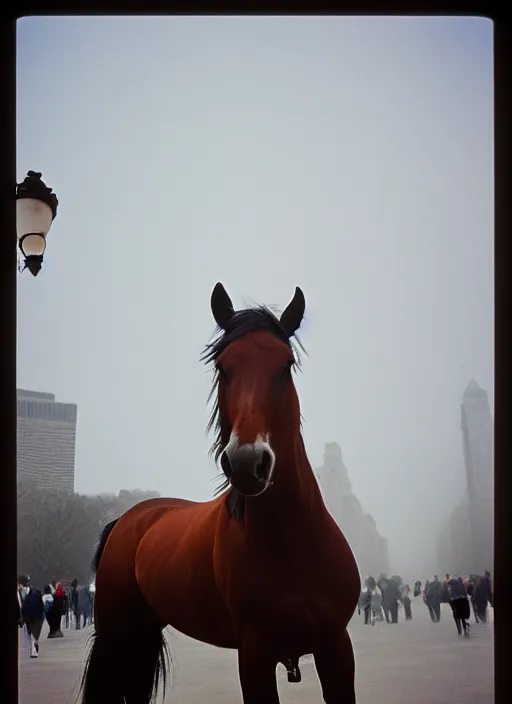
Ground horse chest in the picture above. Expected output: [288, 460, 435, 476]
[229, 561, 345, 637]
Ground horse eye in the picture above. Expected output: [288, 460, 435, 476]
[285, 359, 294, 372]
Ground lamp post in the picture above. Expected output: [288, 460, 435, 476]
[16, 171, 58, 276]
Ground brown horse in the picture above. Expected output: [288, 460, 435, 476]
[79, 283, 360, 704]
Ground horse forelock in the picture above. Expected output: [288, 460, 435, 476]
[201, 305, 305, 524]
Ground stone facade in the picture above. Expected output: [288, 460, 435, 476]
[437, 494, 473, 575]
[315, 442, 390, 578]
[17, 388, 77, 493]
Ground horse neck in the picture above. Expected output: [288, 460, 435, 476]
[274, 433, 319, 495]
[244, 430, 325, 537]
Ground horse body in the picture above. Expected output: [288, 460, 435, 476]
[96, 477, 358, 654]
[136, 496, 237, 648]
[81, 284, 360, 704]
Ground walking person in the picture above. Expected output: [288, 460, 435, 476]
[371, 584, 383, 624]
[70, 578, 80, 629]
[401, 584, 413, 620]
[448, 575, 471, 636]
[383, 576, 400, 624]
[42, 585, 54, 626]
[473, 571, 493, 623]
[423, 580, 438, 622]
[18, 575, 44, 658]
[63, 584, 71, 628]
[430, 575, 443, 622]
[48, 582, 66, 638]
[89, 581, 95, 624]
[466, 575, 480, 623]
[17, 582, 31, 655]
[379, 577, 391, 623]
[78, 583, 93, 628]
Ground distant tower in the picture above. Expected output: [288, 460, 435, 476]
[322, 442, 352, 494]
[460, 380, 493, 572]
[315, 442, 389, 575]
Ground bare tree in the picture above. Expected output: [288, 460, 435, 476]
[17, 484, 161, 588]
[18, 485, 108, 586]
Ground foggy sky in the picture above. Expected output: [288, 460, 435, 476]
[16, 16, 493, 577]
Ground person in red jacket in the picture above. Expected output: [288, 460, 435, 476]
[48, 582, 67, 638]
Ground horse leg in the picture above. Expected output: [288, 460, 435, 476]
[314, 629, 356, 704]
[237, 633, 280, 704]
[124, 625, 169, 704]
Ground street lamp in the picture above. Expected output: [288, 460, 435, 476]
[16, 171, 58, 277]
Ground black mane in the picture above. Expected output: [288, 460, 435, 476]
[201, 305, 304, 524]
[91, 518, 119, 574]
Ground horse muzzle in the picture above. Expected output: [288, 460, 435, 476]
[220, 435, 275, 496]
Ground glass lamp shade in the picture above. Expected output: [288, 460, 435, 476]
[16, 197, 54, 255]
[19, 233, 47, 257]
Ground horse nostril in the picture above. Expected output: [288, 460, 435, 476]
[255, 449, 273, 482]
[220, 452, 232, 478]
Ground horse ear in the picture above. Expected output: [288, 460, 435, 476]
[280, 287, 306, 337]
[211, 282, 235, 330]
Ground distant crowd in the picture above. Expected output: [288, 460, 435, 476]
[17, 574, 95, 659]
[358, 571, 493, 636]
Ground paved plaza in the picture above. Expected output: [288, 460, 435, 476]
[19, 603, 493, 704]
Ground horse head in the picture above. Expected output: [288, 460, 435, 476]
[203, 282, 305, 498]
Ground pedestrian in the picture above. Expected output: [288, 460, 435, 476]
[371, 584, 383, 624]
[48, 582, 66, 638]
[89, 581, 96, 623]
[424, 580, 439, 622]
[63, 584, 70, 628]
[78, 584, 93, 628]
[383, 577, 400, 624]
[379, 578, 390, 622]
[401, 584, 412, 620]
[18, 575, 44, 658]
[447, 575, 471, 636]
[473, 571, 493, 623]
[430, 575, 443, 622]
[17, 582, 31, 654]
[42, 584, 54, 626]
[465, 575, 480, 623]
[70, 578, 80, 629]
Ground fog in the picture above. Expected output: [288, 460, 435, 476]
[16, 16, 493, 579]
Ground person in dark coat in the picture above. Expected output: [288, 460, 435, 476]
[70, 578, 80, 629]
[382, 577, 400, 624]
[376, 575, 390, 622]
[18, 575, 44, 658]
[62, 585, 70, 628]
[78, 584, 93, 628]
[473, 571, 493, 623]
[358, 580, 372, 625]
[42, 584, 54, 625]
[465, 575, 479, 622]
[429, 575, 443, 622]
[448, 576, 471, 636]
